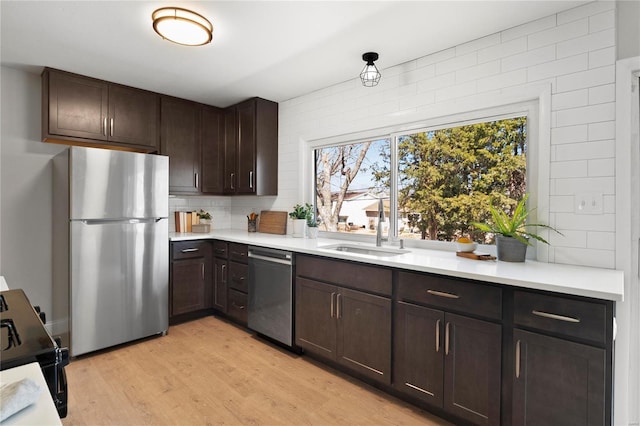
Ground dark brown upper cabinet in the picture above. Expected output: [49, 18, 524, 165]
[223, 98, 278, 196]
[201, 105, 225, 194]
[42, 68, 159, 152]
[160, 96, 201, 194]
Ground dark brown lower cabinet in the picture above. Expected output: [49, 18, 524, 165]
[394, 301, 501, 426]
[213, 256, 228, 313]
[512, 329, 606, 426]
[227, 288, 248, 324]
[170, 241, 212, 318]
[295, 277, 392, 384]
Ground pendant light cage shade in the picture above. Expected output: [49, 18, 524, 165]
[152, 7, 213, 46]
[360, 52, 381, 87]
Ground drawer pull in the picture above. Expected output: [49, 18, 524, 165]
[427, 289, 460, 299]
[181, 248, 199, 253]
[532, 310, 580, 323]
[231, 302, 245, 310]
[435, 319, 441, 353]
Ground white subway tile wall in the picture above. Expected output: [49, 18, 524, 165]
[269, 1, 617, 268]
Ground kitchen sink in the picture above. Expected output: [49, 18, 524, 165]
[320, 244, 409, 257]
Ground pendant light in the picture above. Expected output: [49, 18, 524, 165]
[360, 52, 381, 87]
[152, 7, 213, 46]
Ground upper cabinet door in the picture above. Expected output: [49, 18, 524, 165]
[108, 85, 159, 149]
[223, 107, 237, 193]
[46, 70, 108, 141]
[236, 100, 256, 194]
[201, 105, 225, 194]
[160, 97, 201, 194]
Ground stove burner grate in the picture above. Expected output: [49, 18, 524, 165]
[0, 295, 7, 312]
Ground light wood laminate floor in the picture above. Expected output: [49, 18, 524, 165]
[62, 316, 451, 425]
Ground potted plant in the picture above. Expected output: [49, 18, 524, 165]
[472, 194, 561, 262]
[197, 209, 212, 224]
[306, 215, 319, 239]
[289, 203, 311, 238]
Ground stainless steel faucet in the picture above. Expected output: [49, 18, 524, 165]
[376, 198, 385, 247]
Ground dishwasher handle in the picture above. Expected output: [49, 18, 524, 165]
[248, 250, 292, 266]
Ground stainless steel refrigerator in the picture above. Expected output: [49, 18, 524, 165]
[53, 146, 169, 356]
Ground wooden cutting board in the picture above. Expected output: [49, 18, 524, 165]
[456, 252, 496, 261]
[258, 211, 288, 235]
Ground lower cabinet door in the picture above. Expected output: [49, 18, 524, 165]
[336, 287, 392, 385]
[295, 278, 337, 358]
[172, 257, 206, 316]
[213, 257, 228, 313]
[512, 329, 606, 426]
[444, 312, 502, 426]
[394, 301, 444, 406]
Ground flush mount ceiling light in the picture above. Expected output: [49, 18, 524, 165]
[360, 52, 381, 87]
[152, 7, 213, 46]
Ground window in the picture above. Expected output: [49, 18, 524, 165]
[311, 106, 535, 247]
[314, 139, 390, 237]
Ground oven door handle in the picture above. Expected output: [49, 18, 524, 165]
[248, 252, 292, 266]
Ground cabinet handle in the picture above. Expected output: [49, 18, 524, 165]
[532, 310, 580, 323]
[336, 293, 342, 319]
[435, 319, 441, 352]
[221, 264, 227, 283]
[249, 171, 254, 189]
[110, 118, 114, 136]
[445, 322, 450, 355]
[195, 173, 199, 189]
[330, 292, 336, 318]
[215, 249, 225, 255]
[515, 340, 521, 379]
[181, 248, 199, 253]
[427, 289, 460, 299]
[103, 117, 107, 136]
[231, 302, 245, 310]
[230, 173, 235, 190]
[201, 263, 205, 279]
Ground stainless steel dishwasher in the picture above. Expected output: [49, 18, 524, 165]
[247, 246, 294, 347]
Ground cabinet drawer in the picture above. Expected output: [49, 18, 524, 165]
[227, 289, 248, 325]
[229, 243, 248, 263]
[397, 271, 502, 320]
[172, 240, 210, 260]
[213, 240, 228, 258]
[514, 291, 607, 346]
[229, 262, 248, 293]
[296, 254, 392, 297]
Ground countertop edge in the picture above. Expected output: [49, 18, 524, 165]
[170, 231, 624, 302]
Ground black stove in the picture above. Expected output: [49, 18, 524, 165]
[0, 289, 68, 418]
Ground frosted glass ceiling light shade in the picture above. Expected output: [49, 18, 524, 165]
[152, 7, 213, 46]
[360, 52, 381, 87]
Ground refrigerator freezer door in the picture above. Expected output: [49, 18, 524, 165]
[69, 147, 168, 220]
[70, 218, 169, 356]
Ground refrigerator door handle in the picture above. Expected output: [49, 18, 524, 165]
[79, 218, 166, 225]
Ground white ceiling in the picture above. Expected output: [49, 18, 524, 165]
[1, 1, 590, 108]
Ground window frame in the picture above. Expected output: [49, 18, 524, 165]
[305, 90, 550, 260]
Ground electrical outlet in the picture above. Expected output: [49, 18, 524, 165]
[575, 192, 603, 215]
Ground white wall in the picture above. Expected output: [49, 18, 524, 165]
[0, 66, 66, 317]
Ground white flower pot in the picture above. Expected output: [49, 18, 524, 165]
[307, 227, 319, 239]
[292, 219, 306, 238]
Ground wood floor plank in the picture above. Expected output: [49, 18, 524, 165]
[61, 316, 451, 426]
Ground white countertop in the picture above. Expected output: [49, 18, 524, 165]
[0, 363, 62, 426]
[171, 230, 624, 302]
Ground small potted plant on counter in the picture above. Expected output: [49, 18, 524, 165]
[306, 215, 319, 239]
[472, 194, 561, 262]
[197, 209, 212, 224]
[289, 203, 311, 238]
